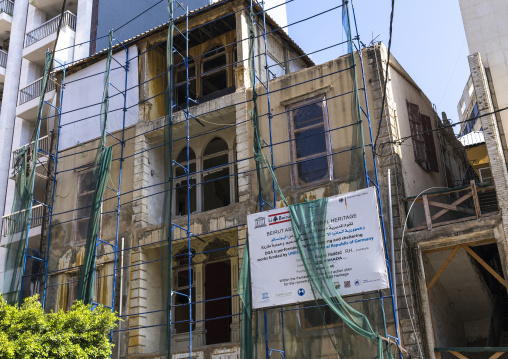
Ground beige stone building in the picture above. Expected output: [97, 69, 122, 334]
[3, 0, 498, 358]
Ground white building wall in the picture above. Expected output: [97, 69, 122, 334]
[459, 0, 508, 140]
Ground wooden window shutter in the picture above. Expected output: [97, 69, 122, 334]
[407, 102, 426, 163]
[420, 114, 439, 173]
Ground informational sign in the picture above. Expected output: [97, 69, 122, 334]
[247, 187, 389, 309]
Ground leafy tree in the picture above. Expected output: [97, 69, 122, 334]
[0, 294, 117, 359]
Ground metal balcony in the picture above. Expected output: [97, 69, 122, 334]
[11, 135, 51, 176]
[18, 77, 57, 105]
[0, 49, 7, 68]
[2, 204, 44, 237]
[0, 0, 13, 16]
[24, 10, 76, 48]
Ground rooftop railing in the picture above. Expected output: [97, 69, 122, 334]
[24, 10, 76, 48]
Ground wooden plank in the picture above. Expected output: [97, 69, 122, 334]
[427, 245, 461, 290]
[471, 180, 482, 218]
[423, 194, 432, 230]
[489, 353, 505, 359]
[449, 352, 469, 359]
[462, 244, 507, 288]
[427, 200, 476, 215]
[422, 238, 497, 254]
[431, 193, 472, 222]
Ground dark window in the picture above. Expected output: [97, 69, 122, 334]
[203, 137, 230, 211]
[174, 59, 196, 110]
[175, 147, 197, 216]
[76, 169, 95, 243]
[288, 96, 331, 186]
[461, 103, 479, 137]
[301, 300, 342, 330]
[201, 46, 228, 97]
[407, 101, 439, 173]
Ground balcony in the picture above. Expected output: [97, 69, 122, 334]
[0, 1, 13, 43]
[16, 76, 57, 120]
[1, 204, 44, 237]
[404, 181, 498, 232]
[0, 49, 7, 83]
[11, 135, 51, 177]
[23, 10, 76, 66]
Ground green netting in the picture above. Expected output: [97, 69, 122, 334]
[239, 238, 254, 359]
[241, 1, 397, 358]
[77, 31, 114, 305]
[1, 52, 53, 305]
[160, 0, 175, 355]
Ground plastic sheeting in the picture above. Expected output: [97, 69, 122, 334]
[59, 45, 139, 150]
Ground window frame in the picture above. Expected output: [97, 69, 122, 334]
[407, 101, 439, 173]
[174, 147, 198, 217]
[287, 95, 332, 188]
[201, 137, 233, 211]
[201, 45, 229, 97]
[74, 167, 95, 245]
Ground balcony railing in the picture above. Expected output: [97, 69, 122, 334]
[2, 204, 44, 236]
[404, 181, 498, 231]
[12, 135, 50, 176]
[0, 0, 13, 16]
[24, 10, 76, 48]
[0, 49, 7, 68]
[18, 76, 57, 105]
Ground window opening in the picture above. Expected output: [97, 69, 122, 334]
[175, 147, 197, 216]
[407, 101, 439, 173]
[174, 248, 196, 334]
[267, 54, 285, 80]
[201, 46, 228, 97]
[75, 169, 95, 243]
[203, 138, 230, 211]
[288, 96, 331, 186]
[174, 58, 196, 109]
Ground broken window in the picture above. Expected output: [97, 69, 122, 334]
[201, 46, 228, 97]
[75, 169, 94, 243]
[407, 101, 439, 173]
[174, 58, 196, 110]
[288, 96, 331, 187]
[203, 137, 231, 211]
[174, 249, 196, 334]
[267, 54, 285, 80]
[301, 300, 342, 330]
[175, 147, 197, 216]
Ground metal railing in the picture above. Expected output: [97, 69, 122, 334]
[24, 10, 76, 48]
[0, 49, 7, 68]
[2, 204, 44, 236]
[11, 135, 51, 176]
[18, 76, 57, 105]
[0, 0, 14, 16]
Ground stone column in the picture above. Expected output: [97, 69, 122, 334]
[193, 253, 206, 347]
[229, 250, 240, 342]
[0, 0, 29, 234]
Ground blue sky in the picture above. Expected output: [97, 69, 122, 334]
[286, 0, 469, 129]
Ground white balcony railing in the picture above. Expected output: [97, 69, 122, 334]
[0, 49, 7, 68]
[18, 77, 57, 105]
[2, 204, 44, 237]
[24, 10, 76, 48]
[0, 0, 14, 16]
[12, 135, 51, 176]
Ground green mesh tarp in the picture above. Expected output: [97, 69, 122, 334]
[1, 52, 53, 305]
[77, 31, 114, 305]
[239, 239, 254, 359]
[160, 0, 175, 354]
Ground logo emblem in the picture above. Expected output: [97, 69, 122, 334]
[344, 281, 351, 288]
[297, 288, 305, 296]
[254, 217, 266, 228]
[262, 292, 269, 299]
[354, 280, 360, 286]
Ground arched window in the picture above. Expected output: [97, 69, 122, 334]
[174, 58, 196, 109]
[175, 147, 197, 216]
[201, 46, 227, 97]
[202, 138, 230, 211]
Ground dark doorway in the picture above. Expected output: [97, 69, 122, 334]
[205, 260, 231, 345]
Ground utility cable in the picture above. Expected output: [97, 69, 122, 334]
[373, 0, 395, 156]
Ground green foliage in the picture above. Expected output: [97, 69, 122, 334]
[0, 294, 117, 359]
